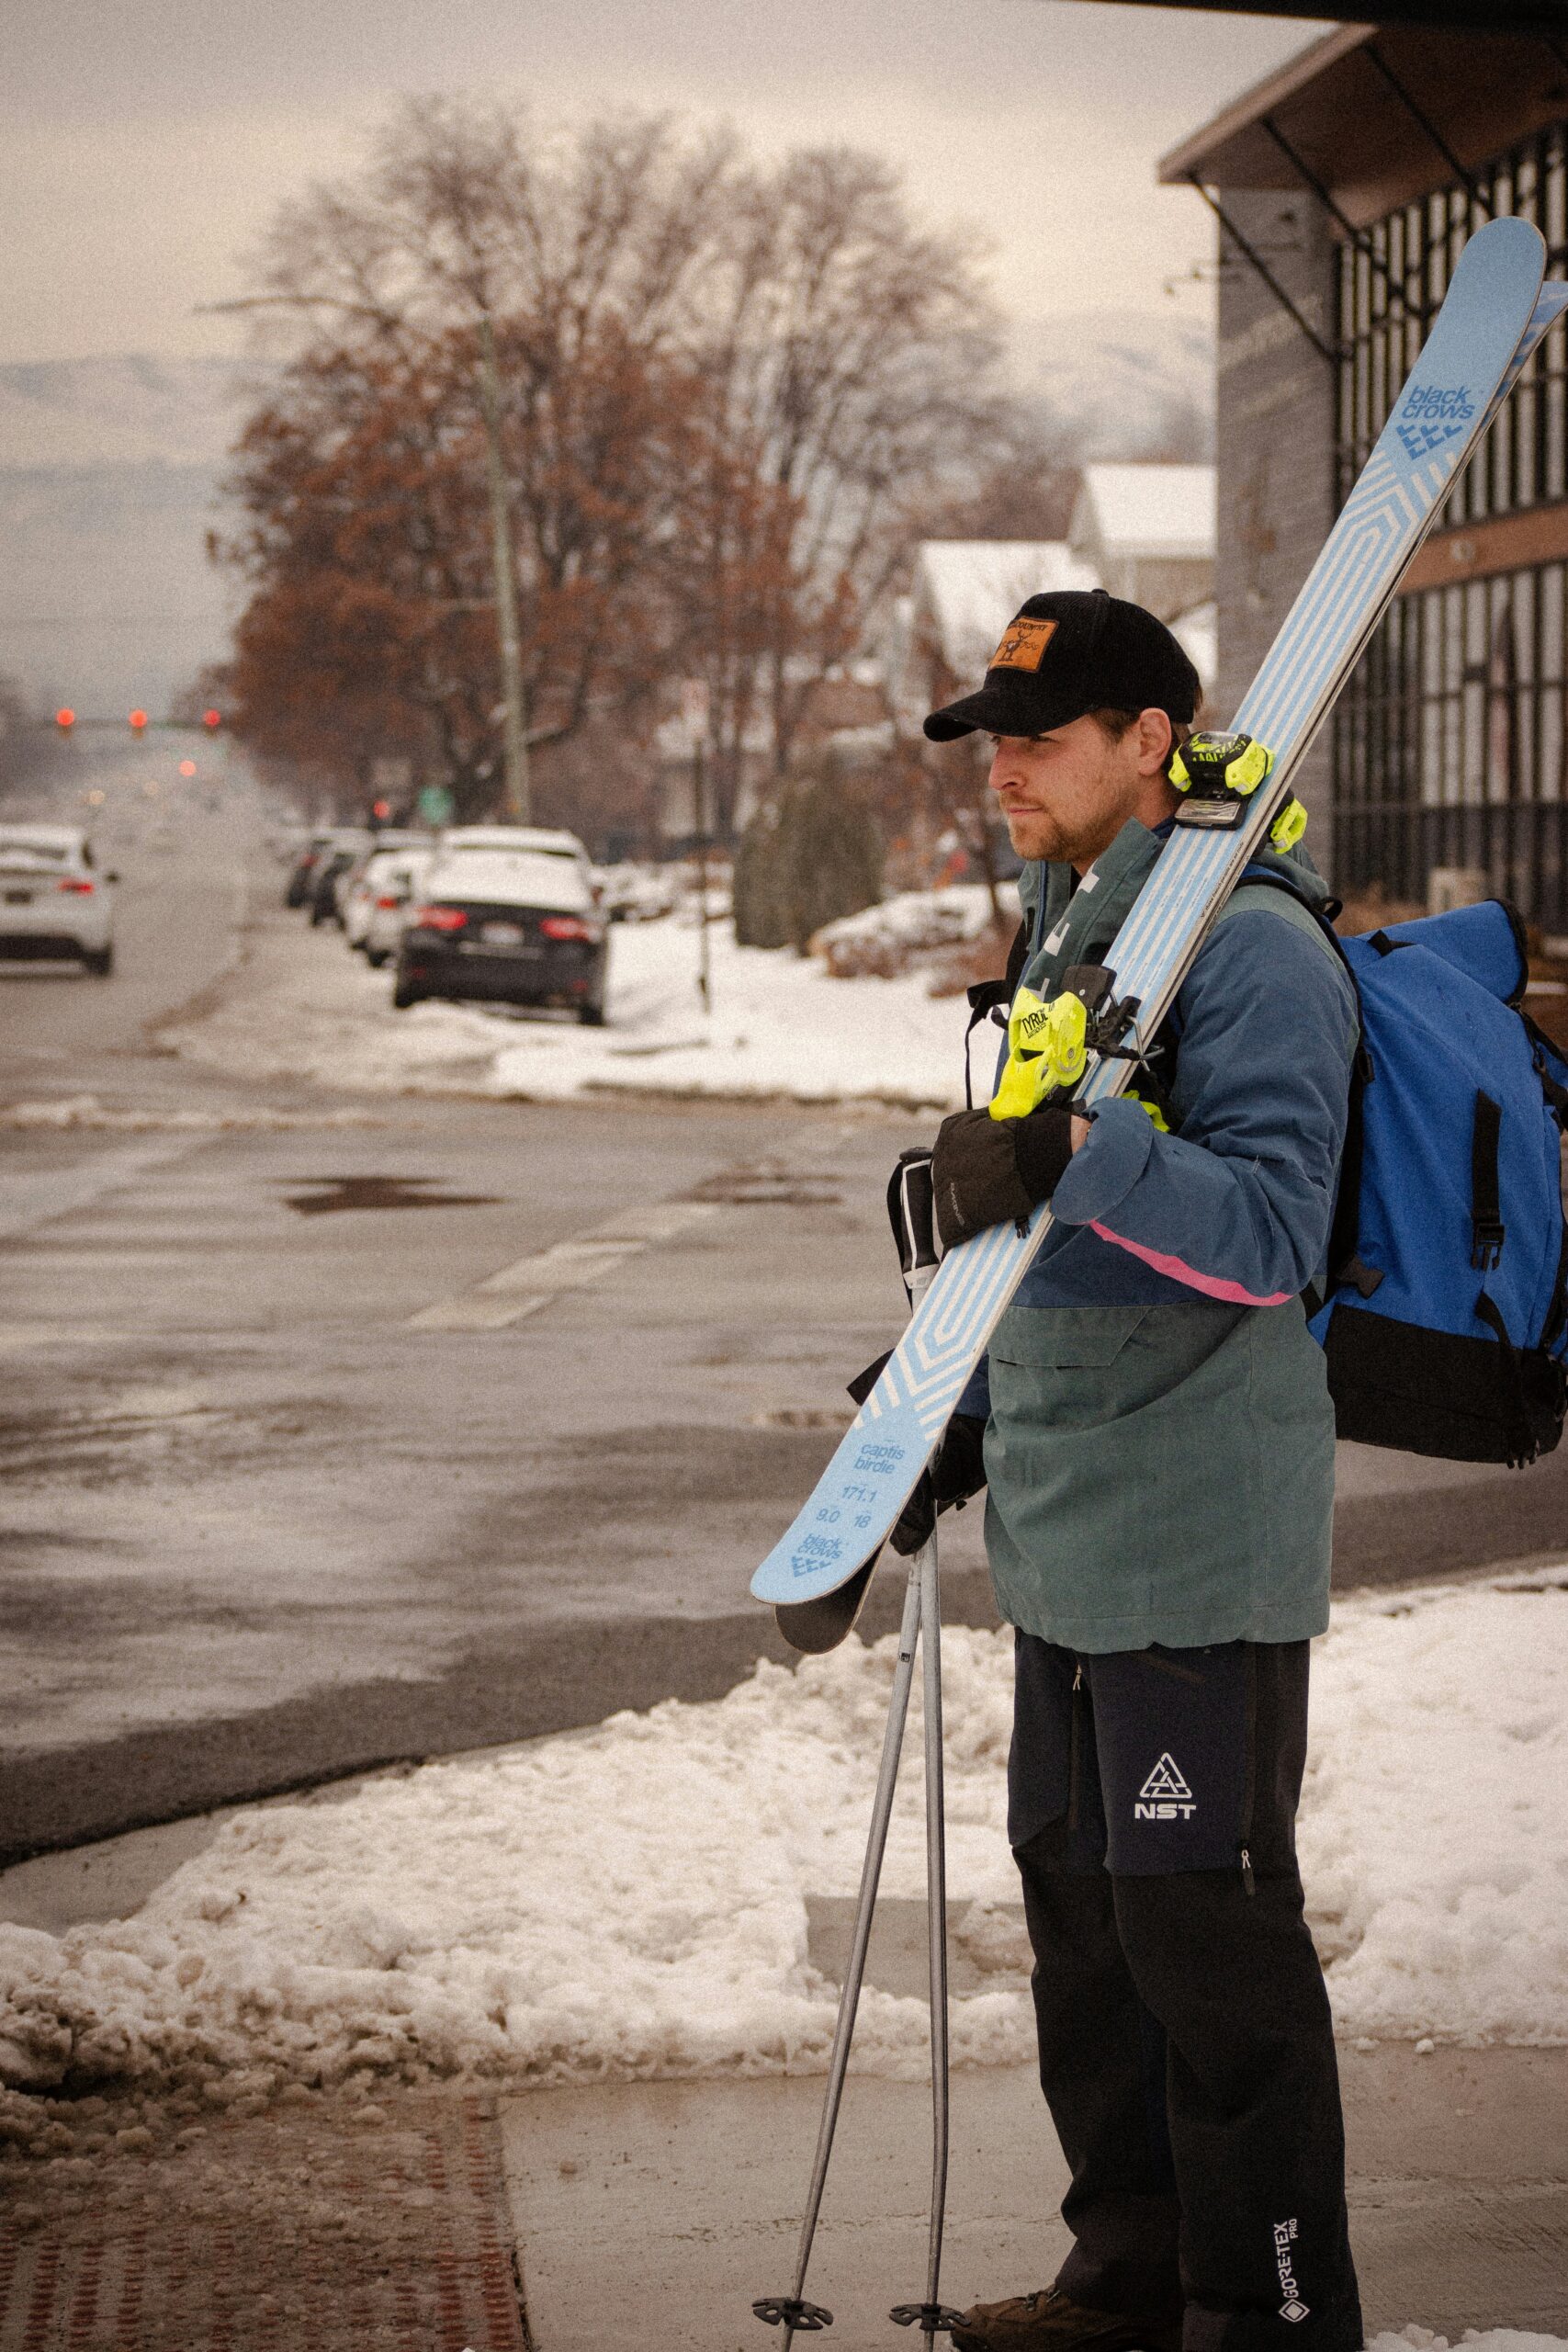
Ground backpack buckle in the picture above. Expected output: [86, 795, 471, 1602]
[1472, 1217, 1506, 1272]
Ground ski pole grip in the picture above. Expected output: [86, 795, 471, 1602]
[888, 1147, 939, 1302]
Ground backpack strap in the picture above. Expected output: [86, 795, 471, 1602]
[1218, 872, 1347, 963]
[1212, 870, 1374, 1315]
[963, 916, 1032, 1110]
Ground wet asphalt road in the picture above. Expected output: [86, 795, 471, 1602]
[1, 744, 1565, 1867]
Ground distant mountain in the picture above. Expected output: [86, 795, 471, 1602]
[1009, 310, 1214, 461]
[0, 354, 254, 720]
[0, 322, 1215, 725]
[0, 353, 250, 472]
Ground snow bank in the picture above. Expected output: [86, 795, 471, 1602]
[1370, 2335, 1567, 2352]
[0, 1094, 384, 1132]
[813, 882, 1015, 978]
[1297, 1575, 1568, 2044]
[164, 907, 981, 1111]
[1, 1577, 1563, 2117]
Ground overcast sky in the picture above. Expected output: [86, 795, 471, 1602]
[2, 0, 1332, 368]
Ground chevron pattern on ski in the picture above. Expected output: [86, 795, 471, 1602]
[753, 218, 1554, 1615]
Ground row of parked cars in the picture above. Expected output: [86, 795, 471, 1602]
[284, 822, 609, 1024]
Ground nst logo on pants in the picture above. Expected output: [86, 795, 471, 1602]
[1134, 1752, 1196, 1822]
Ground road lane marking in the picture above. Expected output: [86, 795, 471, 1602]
[408, 1198, 718, 1330]
[0, 1133, 214, 1243]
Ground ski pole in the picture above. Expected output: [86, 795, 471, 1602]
[752, 1553, 925, 2345]
[888, 1524, 964, 2343]
[753, 1153, 952, 2346]
[888, 1152, 964, 2345]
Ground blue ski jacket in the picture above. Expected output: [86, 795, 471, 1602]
[963, 818, 1360, 1654]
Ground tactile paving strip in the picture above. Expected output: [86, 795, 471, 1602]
[0, 2091, 526, 2352]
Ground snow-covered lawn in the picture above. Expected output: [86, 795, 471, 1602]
[163, 896, 1009, 1111]
[2, 1573, 1563, 2115]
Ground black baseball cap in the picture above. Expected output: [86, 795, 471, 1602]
[923, 587, 1200, 743]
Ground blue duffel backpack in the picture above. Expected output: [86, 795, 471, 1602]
[1300, 898, 1568, 1466]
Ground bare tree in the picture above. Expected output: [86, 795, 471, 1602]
[218, 100, 1010, 835]
[688, 146, 1009, 823]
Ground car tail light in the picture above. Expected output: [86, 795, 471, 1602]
[56, 877, 95, 895]
[413, 904, 467, 932]
[540, 914, 595, 941]
[375, 893, 401, 910]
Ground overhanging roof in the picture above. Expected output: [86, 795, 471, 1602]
[1085, 2, 1568, 25]
[1158, 22, 1568, 226]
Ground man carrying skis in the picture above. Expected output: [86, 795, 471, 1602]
[903, 586, 1363, 2352]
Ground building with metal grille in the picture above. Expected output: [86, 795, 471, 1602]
[1161, 21, 1568, 931]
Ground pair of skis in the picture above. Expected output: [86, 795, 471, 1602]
[750, 217, 1568, 2341]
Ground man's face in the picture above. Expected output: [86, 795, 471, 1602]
[987, 709, 1177, 870]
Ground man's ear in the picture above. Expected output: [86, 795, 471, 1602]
[1137, 707, 1175, 778]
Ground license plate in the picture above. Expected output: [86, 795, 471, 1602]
[460, 935, 540, 958]
[4, 890, 30, 906]
[481, 922, 525, 945]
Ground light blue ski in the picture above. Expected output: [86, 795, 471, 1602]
[754, 216, 1565, 1615]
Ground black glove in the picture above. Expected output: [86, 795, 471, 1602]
[931, 1103, 1077, 1251]
[890, 1410, 988, 1555]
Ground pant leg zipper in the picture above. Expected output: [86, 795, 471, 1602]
[1068, 1660, 1084, 1833]
[1239, 1648, 1258, 1896]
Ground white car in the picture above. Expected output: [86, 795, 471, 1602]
[438, 825, 595, 895]
[0, 824, 116, 975]
[439, 823, 589, 864]
[332, 829, 426, 926]
[346, 846, 436, 967]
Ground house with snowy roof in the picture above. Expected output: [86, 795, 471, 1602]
[891, 539, 1097, 738]
[1067, 464, 1215, 627]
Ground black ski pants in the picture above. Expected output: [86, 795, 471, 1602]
[1008, 1633, 1361, 2352]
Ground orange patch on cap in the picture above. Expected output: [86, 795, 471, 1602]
[989, 616, 1057, 673]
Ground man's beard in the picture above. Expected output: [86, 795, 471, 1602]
[1006, 807, 1080, 865]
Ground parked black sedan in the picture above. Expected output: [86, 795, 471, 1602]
[392, 848, 608, 1023]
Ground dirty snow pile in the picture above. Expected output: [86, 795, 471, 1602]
[164, 899, 1000, 1111]
[1, 1576, 1564, 2115]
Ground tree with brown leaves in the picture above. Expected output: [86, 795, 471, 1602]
[216, 98, 1008, 836]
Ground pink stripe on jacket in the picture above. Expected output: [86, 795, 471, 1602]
[1089, 1220, 1292, 1308]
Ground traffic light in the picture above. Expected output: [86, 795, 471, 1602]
[55, 707, 75, 732]
[129, 709, 149, 733]
[202, 708, 221, 731]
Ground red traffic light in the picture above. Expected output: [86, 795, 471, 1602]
[202, 708, 221, 731]
[129, 708, 149, 732]
[371, 798, 391, 820]
[55, 707, 75, 731]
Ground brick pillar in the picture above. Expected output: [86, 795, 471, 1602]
[1212, 190, 1339, 880]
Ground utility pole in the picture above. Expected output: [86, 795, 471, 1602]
[682, 679, 713, 1014]
[476, 312, 530, 823]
